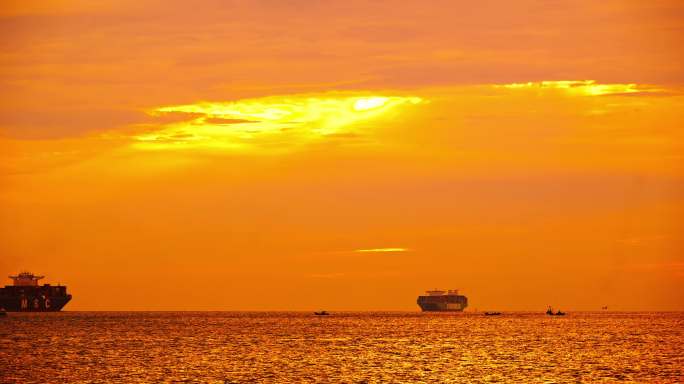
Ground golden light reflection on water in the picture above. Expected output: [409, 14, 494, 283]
[2, 312, 682, 382]
[134, 94, 422, 151]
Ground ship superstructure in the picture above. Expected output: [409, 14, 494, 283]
[417, 289, 468, 312]
[0, 272, 72, 312]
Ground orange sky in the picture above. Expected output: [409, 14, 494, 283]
[1, 1, 682, 310]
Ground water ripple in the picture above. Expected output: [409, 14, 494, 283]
[0, 312, 682, 383]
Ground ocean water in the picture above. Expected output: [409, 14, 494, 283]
[0, 312, 682, 383]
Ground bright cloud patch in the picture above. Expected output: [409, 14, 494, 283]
[354, 248, 408, 253]
[497, 80, 658, 96]
[134, 94, 422, 151]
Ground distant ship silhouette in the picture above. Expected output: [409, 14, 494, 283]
[546, 306, 565, 316]
[417, 289, 468, 312]
[0, 272, 72, 312]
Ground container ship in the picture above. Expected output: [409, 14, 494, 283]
[0, 272, 72, 312]
[417, 289, 468, 312]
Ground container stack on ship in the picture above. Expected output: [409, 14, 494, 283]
[417, 289, 468, 312]
[0, 272, 72, 312]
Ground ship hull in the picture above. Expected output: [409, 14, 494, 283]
[0, 282, 72, 312]
[0, 295, 71, 312]
[417, 295, 468, 312]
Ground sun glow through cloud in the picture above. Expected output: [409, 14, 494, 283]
[353, 97, 389, 111]
[129, 80, 660, 153]
[134, 94, 422, 151]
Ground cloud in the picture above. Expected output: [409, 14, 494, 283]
[203, 117, 259, 125]
[132, 93, 423, 151]
[496, 80, 666, 96]
[354, 248, 408, 253]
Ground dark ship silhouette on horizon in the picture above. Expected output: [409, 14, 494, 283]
[417, 289, 468, 312]
[0, 272, 72, 312]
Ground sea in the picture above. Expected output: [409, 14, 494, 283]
[1, 312, 682, 383]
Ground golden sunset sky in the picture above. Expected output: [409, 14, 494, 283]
[1, 1, 682, 310]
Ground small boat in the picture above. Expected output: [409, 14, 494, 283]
[546, 307, 565, 316]
[484, 312, 502, 316]
[314, 311, 330, 316]
[0, 308, 7, 317]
